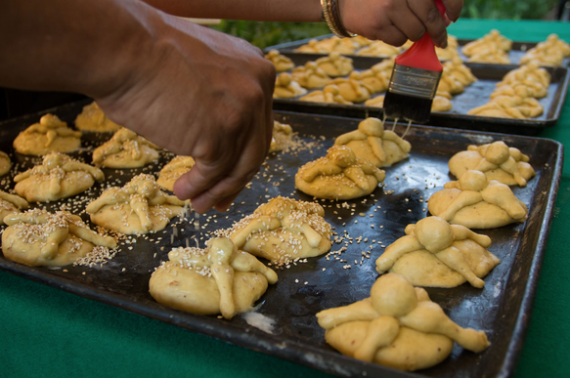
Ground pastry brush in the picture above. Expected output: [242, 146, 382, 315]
[383, 0, 447, 123]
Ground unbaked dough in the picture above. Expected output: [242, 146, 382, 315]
[229, 196, 332, 263]
[269, 121, 294, 153]
[0, 190, 29, 225]
[264, 50, 294, 72]
[0, 151, 11, 176]
[462, 30, 512, 57]
[2, 209, 116, 267]
[299, 85, 352, 104]
[296, 145, 385, 200]
[316, 273, 490, 371]
[291, 62, 332, 89]
[13, 114, 81, 156]
[75, 102, 122, 132]
[314, 52, 354, 77]
[356, 40, 400, 57]
[335, 117, 411, 167]
[467, 47, 510, 64]
[443, 57, 477, 86]
[86, 173, 189, 234]
[92, 128, 159, 168]
[329, 78, 373, 103]
[428, 170, 528, 229]
[14, 152, 104, 202]
[349, 68, 389, 93]
[149, 237, 277, 319]
[376, 217, 499, 288]
[157, 155, 195, 192]
[448, 141, 536, 187]
[273, 73, 307, 99]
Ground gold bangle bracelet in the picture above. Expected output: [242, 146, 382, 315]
[320, 0, 357, 38]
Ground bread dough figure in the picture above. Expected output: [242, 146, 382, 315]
[469, 96, 543, 119]
[521, 44, 564, 67]
[436, 45, 460, 61]
[428, 170, 528, 229]
[330, 78, 373, 103]
[229, 196, 332, 263]
[264, 50, 294, 72]
[489, 95, 543, 118]
[352, 35, 372, 48]
[449, 141, 536, 187]
[540, 34, 570, 57]
[501, 63, 551, 89]
[296, 145, 385, 200]
[0, 190, 29, 225]
[438, 67, 465, 95]
[432, 92, 453, 112]
[92, 128, 159, 168]
[356, 41, 400, 57]
[335, 117, 411, 167]
[86, 174, 189, 234]
[462, 30, 512, 56]
[467, 101, 526, 119]
[269, 121, 294, 153]
[0, 151, 11, 176]
[468, 47, 510, 64]
[273, 73, 307, 99]
[295, 39, 332, 54]
[13, 114, 82, 156]
[299, 85, 352, 105]
[14, 152, 105, 202]
[443, 57, 477, 86]
[315, 52, 354, 77]
[376, 217, 499, 288]
[349, 68, 389, 93]
[371, 58, 395, 77]
[157, 155, 195, 192]
[75, 102, 122, 132]
[149, 237, 277, 320]
[2, 209, 117, 267]
[330, 38, 360, 54]
[291, 62, 332, 89]
[497, 67, 549, 99]
[316, 273, 490, 371]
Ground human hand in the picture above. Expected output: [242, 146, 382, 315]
[340, 0, 463, 48]
[96, 10, 275, 214]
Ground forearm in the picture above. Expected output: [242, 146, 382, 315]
[0, 0, 158, 98]
[142, 0, 322, 22]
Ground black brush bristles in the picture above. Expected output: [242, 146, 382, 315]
[383, 91, 433, 124]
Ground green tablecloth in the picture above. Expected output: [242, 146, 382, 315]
[2, 19, 569, 378]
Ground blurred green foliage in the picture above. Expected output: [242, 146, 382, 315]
[215, 0, 559, 49]
[213, 21, 329, 49]
[461, 0, 557, 20]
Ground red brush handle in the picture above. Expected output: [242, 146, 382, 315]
[394, 0, 446, 72]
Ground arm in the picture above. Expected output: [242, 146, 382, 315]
[144, 0, 464, 48]
[1, 0, 275, 214]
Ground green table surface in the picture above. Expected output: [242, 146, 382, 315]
[2, 19, 569, 378]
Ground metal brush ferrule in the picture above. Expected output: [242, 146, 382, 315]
[388, 63, 442, 99]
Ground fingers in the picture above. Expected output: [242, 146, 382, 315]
[441, 0, 463, 22]
[407, 0, 448, 48]
[388, 6, 426, 42]
[179, 132, 267, 213]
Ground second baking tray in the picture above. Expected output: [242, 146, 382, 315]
[0, 101, 563, 378]
[267, 34, 570, 66]
[272, 53, 570, 135]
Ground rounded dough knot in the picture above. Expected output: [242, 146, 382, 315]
[414, 217, 455, 253]
[371, 273, 417, 318]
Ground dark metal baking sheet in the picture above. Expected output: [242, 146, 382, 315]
[0, 101, 563, 378]
[272, 52, 570, 136]
[267, 34, 570, 66]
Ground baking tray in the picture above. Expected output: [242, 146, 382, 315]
[267, 34, 570, 66]
[271, 52, 570, 136]
[0, 100, 563, 378]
